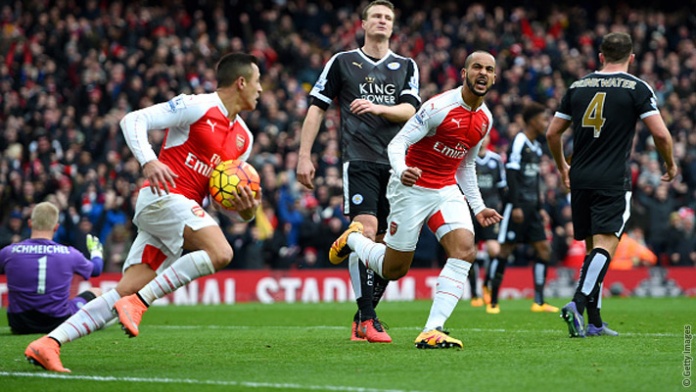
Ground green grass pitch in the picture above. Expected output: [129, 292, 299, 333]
[0, 297, 692, 392]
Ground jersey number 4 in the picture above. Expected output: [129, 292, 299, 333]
[582, 92, 607, 138]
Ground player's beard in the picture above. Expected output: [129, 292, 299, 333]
[466, 75, 490, 97]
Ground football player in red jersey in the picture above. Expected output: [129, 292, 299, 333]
[25, 52, 263, 372]
[330, 51, 502, 349]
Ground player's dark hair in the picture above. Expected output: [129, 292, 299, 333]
[362, 0, 394, 21]
[522, 101, 547, 124]
[600, 32, 633, 63]
[464, 50, 493, 68]
[216, 52, 258, 88]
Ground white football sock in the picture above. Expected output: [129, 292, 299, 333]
[423, 258, 471, 332]
[49, 289, 120, 344]
[348, 232, 386, 278]
[348, 252, 363, 299]
[580, 251, 608, 296]
[138, 250, 215, 305]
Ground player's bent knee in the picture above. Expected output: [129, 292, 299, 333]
[208, 244, 234, 270]
[382, 263, 409, 280]
[452, 247, 477, 263]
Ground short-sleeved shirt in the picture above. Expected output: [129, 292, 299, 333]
[505, 131, 542, 206]
[309, 49, 420, 165]
[555, 71, 659, 190]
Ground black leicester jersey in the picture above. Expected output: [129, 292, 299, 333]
[475, 150, 507, 210]
[556, 71, 659, 190]
[505, 132, 542, 206]
[309, 49, 420, 164]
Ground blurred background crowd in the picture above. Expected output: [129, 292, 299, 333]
[0, 0, 694, 273]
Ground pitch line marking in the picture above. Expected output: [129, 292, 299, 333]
[145, 325, 681, 337]
[0, 326, 680, 337]
[0, 372, 427, 392]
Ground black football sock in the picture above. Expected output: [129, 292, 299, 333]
[371, 274, 389, 310]
[468, 261, 480, 298]
[357, 261, 377, 321]
[586, 295, 603, 327]
[573, 248, 611, 314]
[490, 257, 507, 305]
[483, 257, 495, 290]
[533, 261, 547, 305]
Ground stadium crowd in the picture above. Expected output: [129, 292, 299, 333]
[0, 0, 695, 272]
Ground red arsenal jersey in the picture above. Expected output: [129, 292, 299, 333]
[120, 92, 253, 204]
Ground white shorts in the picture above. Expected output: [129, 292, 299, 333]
[122, 189, 218, 274]
[384, 175, 474, 252]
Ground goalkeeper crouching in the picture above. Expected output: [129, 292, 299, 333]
[0, 202, 105, 334]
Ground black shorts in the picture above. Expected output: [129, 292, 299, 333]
[7, 291, 97, 335]
[497, 203, 546, 244]
[571, 189, 631, 240]
[343, 161, 391, 234]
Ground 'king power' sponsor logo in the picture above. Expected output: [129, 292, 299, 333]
[359, 81, 396, 104]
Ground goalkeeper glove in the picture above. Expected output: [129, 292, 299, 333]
[86, 234, 103, 259]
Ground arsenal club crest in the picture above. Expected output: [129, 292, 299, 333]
[191, 205, 206, 217]
[236, 135, 246, 151]
[389, 221, 398, 236]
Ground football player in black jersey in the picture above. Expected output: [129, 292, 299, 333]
[465, 134, 506, 308]
[297, 0, 421, 343]
[547, 32, 677, 337]
[492, 102, 559, 314]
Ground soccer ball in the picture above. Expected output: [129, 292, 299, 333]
[209, 159, 260, 210]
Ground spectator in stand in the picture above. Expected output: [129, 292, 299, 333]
[665, 208, 696, 266]
[611, 227, 658, 270]
[635, 182, 676, 262]
[103, 223, 133, 273]
[0, 1, 693, 278]
[558, 221, 587, 270]
[0, 210, 30, 247]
